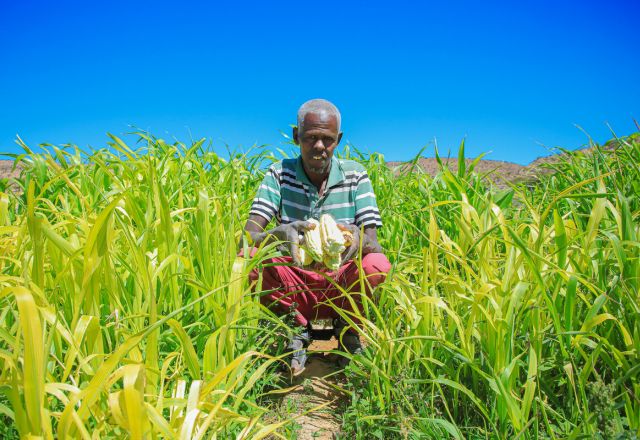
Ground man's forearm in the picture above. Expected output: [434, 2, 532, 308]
[238, 229, 268, 250]
[241, 220, 313, 267]
[362, 226, 383, 255]
[249, 230, 268, 247]
[362, 241, 383, 255]
[244, 228, 285, 249]
[240, 214, 271, 250]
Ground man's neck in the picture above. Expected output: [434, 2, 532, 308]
[302, 161, 330, 193]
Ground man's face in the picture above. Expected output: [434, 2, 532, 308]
[294, 111, 343, 175]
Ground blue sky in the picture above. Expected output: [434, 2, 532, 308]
[1, 0, 638, 164]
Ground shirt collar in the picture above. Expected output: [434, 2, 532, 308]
[295, 156, 345, 190]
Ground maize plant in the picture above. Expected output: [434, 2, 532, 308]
[0, 131, 638, 439]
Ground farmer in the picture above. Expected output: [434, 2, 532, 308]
[241, 99, 391, 374]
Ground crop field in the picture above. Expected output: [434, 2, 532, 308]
[0, 131, 639, 439]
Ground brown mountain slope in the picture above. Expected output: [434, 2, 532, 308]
[0, 160, 20, 180]
[387, 157, 527, 184]
[387, 132, 639, 185]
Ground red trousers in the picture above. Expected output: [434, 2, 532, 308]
[244, 248, 391, 327]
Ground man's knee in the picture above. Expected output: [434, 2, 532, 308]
[362, 253, 391, 287]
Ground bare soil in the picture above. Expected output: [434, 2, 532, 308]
[277, 338, 346, 440]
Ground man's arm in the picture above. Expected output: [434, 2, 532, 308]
[242, 214, 270, 247]
[240, 214, 315, 266]
[339, 224, 383, 263]
[362, 226, 383, 254]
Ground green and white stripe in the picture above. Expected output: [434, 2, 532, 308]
[250, 156, 382, 228]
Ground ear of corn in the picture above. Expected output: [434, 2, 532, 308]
[301, 216, 345, 269]
[319, 214, 345, 255]
[303, 218, 323, 262]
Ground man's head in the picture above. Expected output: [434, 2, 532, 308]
[293, 99, 343, 176]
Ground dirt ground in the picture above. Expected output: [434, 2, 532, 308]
[278, 337, 346, 440]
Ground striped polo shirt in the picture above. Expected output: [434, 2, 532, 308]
[250, 156, 382, 228]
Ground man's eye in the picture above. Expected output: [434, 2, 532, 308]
[323, 137, 335, 145]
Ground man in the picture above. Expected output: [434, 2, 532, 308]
[242, 99, 391, 374]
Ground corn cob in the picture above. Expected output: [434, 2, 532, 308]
[303, 218, 323, 262]
[319, 214, 346, 255]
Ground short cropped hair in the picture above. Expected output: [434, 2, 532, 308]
[297, 99, 341, 132]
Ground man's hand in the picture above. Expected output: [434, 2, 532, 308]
[337, 223, 360, 264]
[337, 223, 383, 265]
[257, 220, 316, 267]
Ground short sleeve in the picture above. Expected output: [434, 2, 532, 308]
[354, 170, 382, 228]
[249, 165, 281, 222]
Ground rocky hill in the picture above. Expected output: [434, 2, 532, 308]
[0, 160, 20, 180]
[388, 132, 639, 185]
[387, 157, 529, 183]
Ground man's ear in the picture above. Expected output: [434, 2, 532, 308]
[293, 126, 299, 145]
[337, 131, 343, 145]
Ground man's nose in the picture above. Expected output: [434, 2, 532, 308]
[314, 139, 325, 149]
